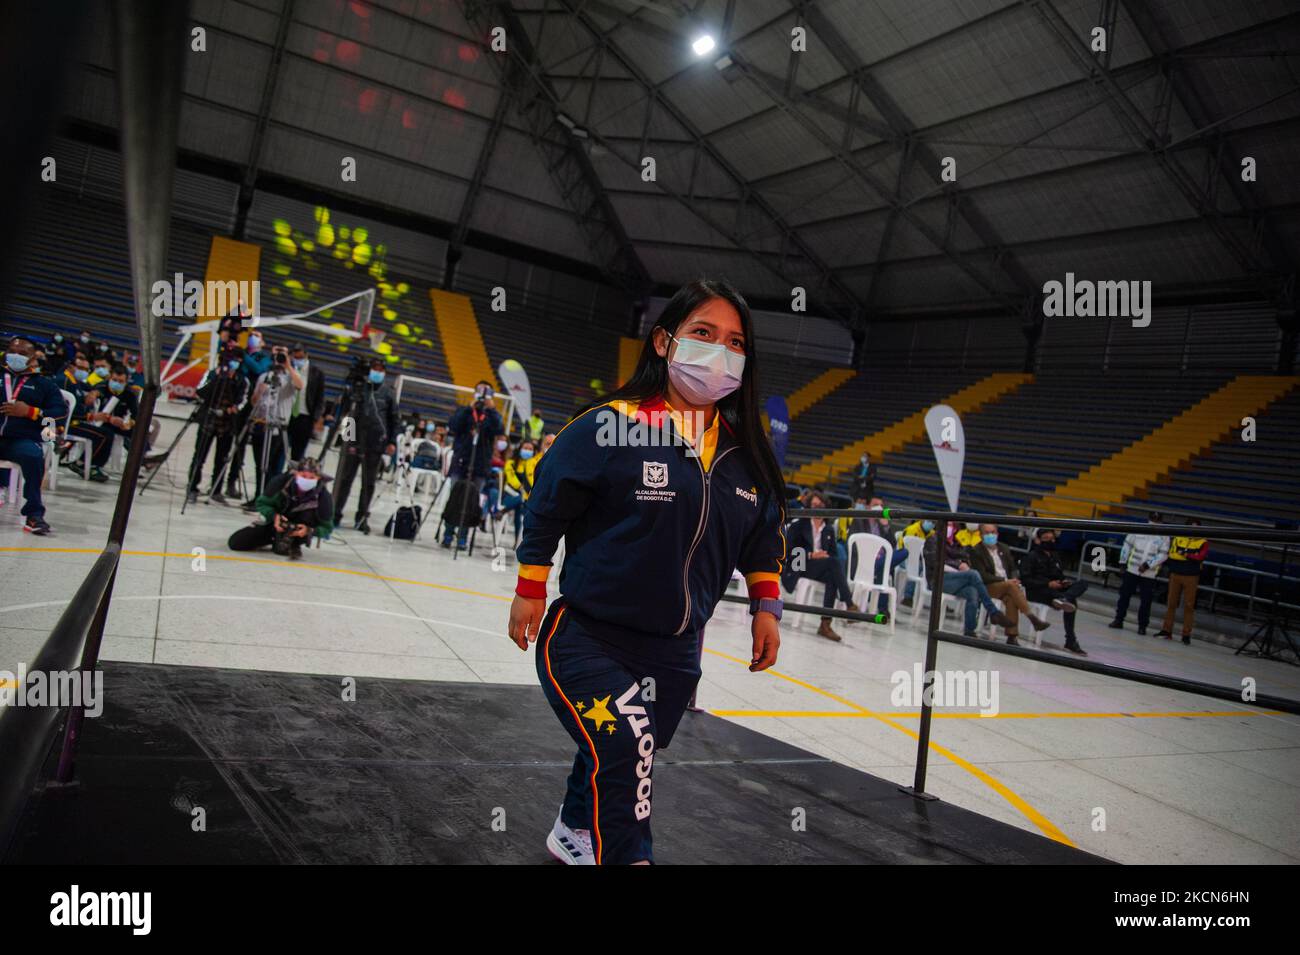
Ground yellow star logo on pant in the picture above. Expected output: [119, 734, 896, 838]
[582, 695, 616, 732]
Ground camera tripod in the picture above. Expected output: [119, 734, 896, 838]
[140, 379, 226, 513]
[208, 411, 284, 507]
[1235, 542, 1298, 665]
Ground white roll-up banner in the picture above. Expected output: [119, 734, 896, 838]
[924, 404, 965, 512]
[498, 359, 532, 424]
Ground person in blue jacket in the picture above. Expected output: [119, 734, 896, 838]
[1, 337, 68, 535]
[507, 278, 787, 865]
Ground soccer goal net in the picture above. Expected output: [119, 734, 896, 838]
[160, 288, 375, 400]
[393, 375, 516, 437]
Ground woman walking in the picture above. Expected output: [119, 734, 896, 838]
[507, 279, 787, 865]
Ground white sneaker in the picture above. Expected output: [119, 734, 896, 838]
[546, 809, 595, 865]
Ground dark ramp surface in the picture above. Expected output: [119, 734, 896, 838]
[9, 663, 1108, 864]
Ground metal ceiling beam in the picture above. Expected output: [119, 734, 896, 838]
[733, 12, 1293, 193]
[77, 59, 576, 219]
[1118, 0, 1297, 287]
[233, 0, 295, 239]
[795, 1, 1039, 307]
[553, 0, 866, 326]
[863, 137, 913, 310]
[1022, 0, 1272, 285]
[832, 201, 1300, 275]
[446, 63, 517, 287]
[460, 0, 653, 294]
[756, 111, 1300, 233]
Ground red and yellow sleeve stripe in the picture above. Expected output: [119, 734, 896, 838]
[745, 572, 780, 600]
[28, 406, 41, 420]
[516, 563, 551, 599]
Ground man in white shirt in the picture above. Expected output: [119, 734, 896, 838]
[1109, 512, 1170, 635]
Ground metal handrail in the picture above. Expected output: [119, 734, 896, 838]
[0, 0, 186, 860]
[1077, 535, 1300, 623]
[790, 466, 1283, 531]
[767, 507, 1300, 798]
[0, 544, 120, 856]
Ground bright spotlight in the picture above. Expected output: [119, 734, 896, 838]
[692, 34, 716, 56]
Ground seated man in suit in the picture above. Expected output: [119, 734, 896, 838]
[780, 489, 863, 642]
[968, 523, 1050, 645]
[1020, 527, 1089, 656]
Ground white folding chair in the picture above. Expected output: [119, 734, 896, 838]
[1027, 601, 1057, 647]
[847, 533, 896, 632]
[58, 387, 94, 481]
[894, 535, 927, 623]
[0, 458, 19, 509]
[911, 562, 967, 631]
[790, 576, 828, 630]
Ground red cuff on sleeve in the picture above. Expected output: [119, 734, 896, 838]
[515, 576, 548, 599]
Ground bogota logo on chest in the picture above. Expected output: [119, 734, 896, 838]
[636, 460, 676, 503]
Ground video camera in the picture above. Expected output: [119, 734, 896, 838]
[345, 355, 371, 388]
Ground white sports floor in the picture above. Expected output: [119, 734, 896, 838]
[2, 410, 1298, 864]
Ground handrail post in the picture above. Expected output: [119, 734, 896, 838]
[905, 524, 946, 800]
[53, 384, 158, 784]
[52, 567, 117, 785]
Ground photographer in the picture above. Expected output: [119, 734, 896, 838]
[286, 342, 324, 460]
[332, 356, 398, 534]
[242, 343, 303, 507]
[440, 380, 504, 550]
[224, 327, 273, 498]
[186, 346, 249, 503]
[227, 457, 334, 560]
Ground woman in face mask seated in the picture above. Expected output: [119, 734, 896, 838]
[496, 437, 538, 537]
[227, 457, 334, 560]
[506, 278, 786, 866]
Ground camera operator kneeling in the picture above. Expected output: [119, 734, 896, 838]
[228, 458, 334, 560]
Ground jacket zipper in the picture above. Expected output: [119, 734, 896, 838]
[676, 445, 736, 635]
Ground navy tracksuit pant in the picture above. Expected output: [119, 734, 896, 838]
[536, 600, 701, 865]
[0, 435, 46, 518]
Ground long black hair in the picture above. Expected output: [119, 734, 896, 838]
[598, 278, 787, 503]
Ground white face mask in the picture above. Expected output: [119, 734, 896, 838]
[295, 475, 318, 492]
[495, 439, 508, 451]
[666, 333, 745, 405]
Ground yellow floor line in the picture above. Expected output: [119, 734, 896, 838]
[702, 647, 1076, 847]
[0, 546, 514, 603]
[6, 545, 1086, 846]
[711, 709, 1281, 719]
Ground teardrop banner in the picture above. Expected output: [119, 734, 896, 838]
[764, 395, 790, 468]
[497, 359, 532, 426]
[924, 404, 965, 512]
